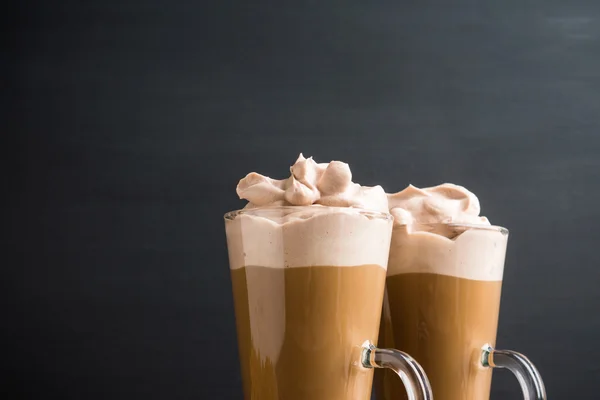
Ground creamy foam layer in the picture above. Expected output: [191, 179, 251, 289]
[387, 225, 507, 280]
[386, 184, 506, 281]
[236, 154, 388, 213]
[226, 207, 392, 270]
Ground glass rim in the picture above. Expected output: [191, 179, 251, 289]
[224, 205, 393, 221]
[396, 221, 509, 235]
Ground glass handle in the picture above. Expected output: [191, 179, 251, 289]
[481, 344, 547, 400]
[361, 341, 433, 400]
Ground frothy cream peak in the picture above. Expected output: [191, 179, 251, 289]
[388, 183, 489, 225]
[236, 154, 388, 212]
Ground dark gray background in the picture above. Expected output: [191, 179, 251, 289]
[6, 0, 600, 398]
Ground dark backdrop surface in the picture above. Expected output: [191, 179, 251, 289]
[6, 0, 600, 398]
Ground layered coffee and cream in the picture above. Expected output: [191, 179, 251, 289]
[376, 183, 508, 400]
[226, 154, 392, 400]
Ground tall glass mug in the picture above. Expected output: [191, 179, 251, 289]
[225, 206, 433, 400]
[375, 223, 546, 400]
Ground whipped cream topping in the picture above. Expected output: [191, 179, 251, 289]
[387, 183, 490, 226]
[386, 183, 505, 281]
[236, 154, 388, 213]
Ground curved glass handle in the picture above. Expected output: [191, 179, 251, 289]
[362, 341, 433, 400]
[481, 344, 547, 400]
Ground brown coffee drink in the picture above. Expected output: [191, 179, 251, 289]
[375, 182, 510, 400]
[231, 264, 386, 400]
[376, 224, 507, 400]
[226, 207, 393, 400]
[377, 273, 503, 400]
[227, 156, 435, 400]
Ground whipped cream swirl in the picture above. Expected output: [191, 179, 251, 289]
[387, 183, 490, 225]
[236, 154, 388, 212]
